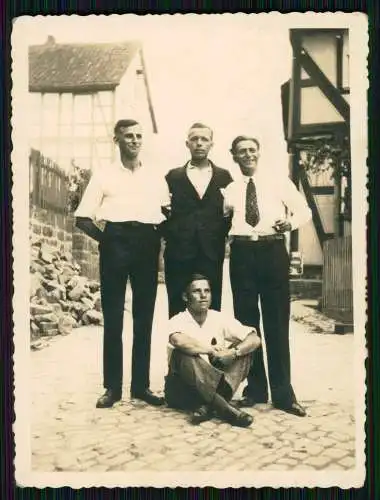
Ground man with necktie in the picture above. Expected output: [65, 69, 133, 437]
[223, 135, 312, 417]
[75, 119, 167, 408]
[163, 123, 233, 318]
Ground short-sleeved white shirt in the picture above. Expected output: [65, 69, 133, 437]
[167, 309, 253, 364]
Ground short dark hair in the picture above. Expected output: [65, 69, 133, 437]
[230, 135, 260, 155]
[184, 273, 211, 294]
[188, 122, 213, 139]
[114, 119, 140, 135]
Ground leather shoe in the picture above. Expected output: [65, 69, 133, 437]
[237, 396, 267, 408]
[190, 405, 213, 425]
[275, 401, 307, 417]
[229, 411, 254, 428]
[96, 389, 122, 408]
[131, 389, 165, 406]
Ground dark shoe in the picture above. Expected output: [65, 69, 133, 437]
[190, 405, 213, 425]
[96, 389, 122, 408]
[275, 401, 307, 417]
[237, 396, 267, 408]
[131, 389, 165, 406]
[228, 410, 254, 428]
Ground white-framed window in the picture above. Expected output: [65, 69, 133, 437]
[30, 89, 115, 171]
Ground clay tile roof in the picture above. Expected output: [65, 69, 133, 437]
[29, 37, 141, 92]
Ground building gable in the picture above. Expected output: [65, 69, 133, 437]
[29, 37, 141, 92]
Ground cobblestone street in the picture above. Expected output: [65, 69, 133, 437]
[30, 267, 357, 474]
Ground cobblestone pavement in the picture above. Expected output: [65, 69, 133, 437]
[31, 269, 356, 472]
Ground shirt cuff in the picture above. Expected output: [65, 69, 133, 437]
[74, 209, 94, 219]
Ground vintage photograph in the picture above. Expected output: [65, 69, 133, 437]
[12, 13, 367, 488]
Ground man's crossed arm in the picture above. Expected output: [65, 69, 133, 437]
[169, 330, 261, 367]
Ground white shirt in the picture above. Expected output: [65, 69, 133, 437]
[223, 170, 312, 236]
[74, 160, 170, 223]
[167, 309, 253, 364]
[186, 162, 213, 198]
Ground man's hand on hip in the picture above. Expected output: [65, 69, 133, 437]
[273, 219, 292, 233]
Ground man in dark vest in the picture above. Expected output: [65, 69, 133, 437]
[163, 123, 233, 318]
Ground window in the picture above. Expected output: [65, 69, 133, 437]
[41, 93, 59, 138]
[59, 125, 72, 139]
[43, 93, 59, 110]
[93, 103, 113, 126]
[30, 89, 115, 170]
[73, 124, 92, 138]
[94, 92, 113, 134]
[73, 94, 92, 124]
[302, 34, 337, 86]
[94, 139, 112, 158]
[30, 124, 41, 140]
[60, 93, 73, 125]
[58, 138, 74, 157]
[97, 91, 113, 107]
[94, 123, 110, 137]
[73, 140, 91, 158]
[40, 140, 58, 161]
[29, 93, 43, 126]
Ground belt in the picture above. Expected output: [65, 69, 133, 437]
[107, 221, 157, 228]
[232, 234, 285, 243]
[105, 221, 159, 232]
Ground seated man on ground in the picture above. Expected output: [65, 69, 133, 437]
[164, 274, 261, 427]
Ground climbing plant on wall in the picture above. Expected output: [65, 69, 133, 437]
[299, 136, 351, 221]
[67, 160, 92, 213]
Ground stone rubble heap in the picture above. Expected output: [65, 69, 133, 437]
[30, 236, 103, 339]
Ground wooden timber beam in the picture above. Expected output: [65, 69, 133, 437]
[297, 47, 350, 124]
[139, 48, 158, 134]
[299, 167, 333, 248]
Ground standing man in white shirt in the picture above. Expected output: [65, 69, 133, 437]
[75, 119, 167, 408]
[163, 123, 233, 318]
[224, 135, 312, 417]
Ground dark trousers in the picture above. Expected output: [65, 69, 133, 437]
[229, 238, 296, 407]
[99, 222, 160, 395]
[164, 250, 224, 318]
[165, 350, 252, 410]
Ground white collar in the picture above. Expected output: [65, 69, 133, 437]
[187, 161, 212, 171]
[116, 160, 143, 173]
[242, 175, 253, 184]
[184, 308, 209, 328]
[241, 171, 259, 183]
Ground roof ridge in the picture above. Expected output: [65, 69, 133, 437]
[29, 39, 141, 50]
[29, 40, 142, 91]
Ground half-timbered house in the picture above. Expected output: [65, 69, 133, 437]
[282, 28, 352, 325]
[28, 36, 158, 172]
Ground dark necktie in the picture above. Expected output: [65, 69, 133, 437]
[245, 177, 260, 228]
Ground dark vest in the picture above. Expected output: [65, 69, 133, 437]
[164, 162, 233, 260]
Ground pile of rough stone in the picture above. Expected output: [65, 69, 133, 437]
[30, 236, 103, 339]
